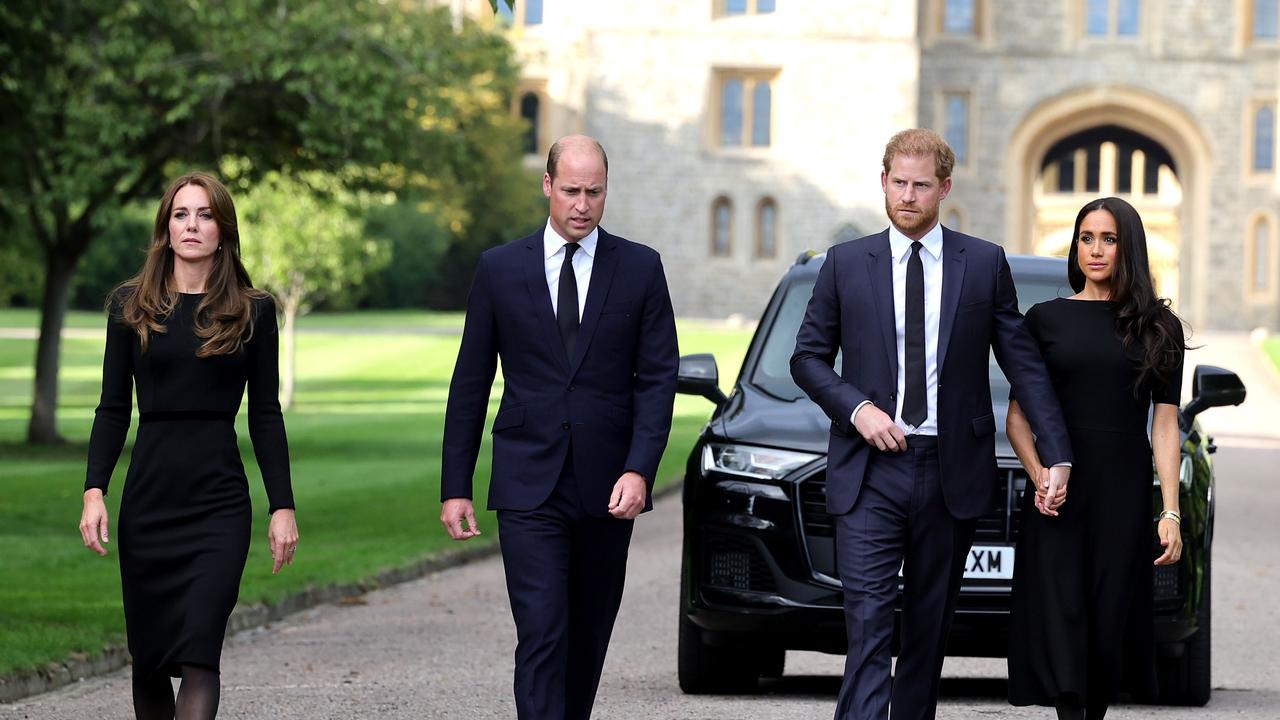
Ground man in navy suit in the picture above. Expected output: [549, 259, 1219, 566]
[791, 129, 1072, 720]
[440, 135, 679, 720]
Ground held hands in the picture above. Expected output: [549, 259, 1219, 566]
[79, 489, 110, 556]
[1033, 465, 1070, 517]
[1154, 517, 1183, 565]
[853, 404, 908, 452]
[608, 471, 647, 519]
[268, 509, 299, 575]
[441, 498, 482, 541]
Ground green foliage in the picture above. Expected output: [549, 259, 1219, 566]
[0, 0, 528, 248]
[0, 230, 41, 307]
[70, 204, 152, 310]
[357, 199, 452, 309]
[234, 167, 389, 314]
[1, 0, 536, 436]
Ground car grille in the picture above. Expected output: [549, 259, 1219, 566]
[703, 531, 778, 594]
[797, 466, 1028, 580]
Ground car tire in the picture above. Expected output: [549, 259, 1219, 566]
[677, 614, 760, 694]
[1159, 558, 1212, 706]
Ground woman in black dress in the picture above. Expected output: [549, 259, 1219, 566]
[78, 172, 299, 719]
[1006, 196, 1186, 719]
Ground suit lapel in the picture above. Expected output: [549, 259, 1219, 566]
[569, 229, 620, 377]
[524, 235, 572, 374]
[936, 229, 967, 373]
[865, 231, 898, 382]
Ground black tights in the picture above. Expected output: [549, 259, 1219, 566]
[132, 665, 220, 720]
[1055, 697, 1108, 720]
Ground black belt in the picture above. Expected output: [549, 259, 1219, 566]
[139, 410, 235, 424]
[904, 434, 938, 449]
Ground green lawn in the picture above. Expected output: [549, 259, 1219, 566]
[1264, 337, 1280, 375]
[0, 314, 752, 675]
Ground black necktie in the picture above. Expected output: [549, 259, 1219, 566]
[902, 241, 927, 428]
[558, 242, 580, 358]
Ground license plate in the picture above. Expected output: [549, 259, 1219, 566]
[964, 545, 1013, 579]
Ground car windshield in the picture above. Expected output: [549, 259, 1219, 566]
[748, 273, 1072, 402]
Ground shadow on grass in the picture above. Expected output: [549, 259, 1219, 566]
[0, 440, 90, 461]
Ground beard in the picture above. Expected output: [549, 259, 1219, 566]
[885, 198, 938, 238]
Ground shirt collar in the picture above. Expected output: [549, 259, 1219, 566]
[543, 220, 599, 261]
[888, 219, 944, 263]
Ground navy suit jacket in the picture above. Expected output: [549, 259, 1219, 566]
[441, 227, 679, 516]
[790, 228, 1071, 519]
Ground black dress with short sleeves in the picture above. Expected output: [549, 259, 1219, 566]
[1008, 297, 1183, 706]
[86, 292, 294, 678]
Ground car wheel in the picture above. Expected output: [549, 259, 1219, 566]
[677, 614, 761, 694]
[1159, 558, 1211, 706]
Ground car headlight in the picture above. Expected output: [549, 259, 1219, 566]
[702, 443, 820, 482]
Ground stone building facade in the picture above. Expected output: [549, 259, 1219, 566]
[472, 0, 1280, 329]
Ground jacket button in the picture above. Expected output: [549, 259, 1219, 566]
[568, 385, 576, 391]
[561, 421, 571, 430]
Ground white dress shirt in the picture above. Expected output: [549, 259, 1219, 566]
[543, 220, 597, 321]
[852, 221, 944, 436]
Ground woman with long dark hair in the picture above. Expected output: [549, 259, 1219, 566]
[1006, 196, 1187, 719]
[79, 172, 298, 719]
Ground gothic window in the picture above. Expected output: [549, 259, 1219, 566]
[1254, 104, 1276, 173]
[943, 93, 970, 166]
[712, 197, 733, 257]
[756, 198, 778, 258]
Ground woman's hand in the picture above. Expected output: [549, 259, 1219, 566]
[268, 509, 299, 575]
[1154, 517, 1183, 565]
[79, 489, 110, 556]
[1033, 466, 1069, 517]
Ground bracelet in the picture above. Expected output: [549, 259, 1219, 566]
[1159, 509, 1181, 524]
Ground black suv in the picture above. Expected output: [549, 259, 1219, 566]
[676, 252, 1245, 706]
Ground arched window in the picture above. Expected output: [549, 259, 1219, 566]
[756, 198, 777, 258]
[943, 93, 969, 165]
[711, 197, 733, 257]
[1254, 105, 1275, 172]
[1253, 217, 1274, 293]
[519, 92, 540, 156]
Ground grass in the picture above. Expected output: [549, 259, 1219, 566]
[1264, 336, 1280, 376]
[0, 313, 752, 676]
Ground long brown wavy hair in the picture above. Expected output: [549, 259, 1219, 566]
[113, 172, 267, 356]
[1067, 197, 1188, 394]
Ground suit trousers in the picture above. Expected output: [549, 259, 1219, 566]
[833, 438, 976, 720]
[497, 463, 635, 720]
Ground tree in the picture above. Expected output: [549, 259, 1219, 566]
[235, 168, 389, 409]
[0, 0, 523, 442]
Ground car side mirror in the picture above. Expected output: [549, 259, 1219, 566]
[1182, 364, 1246, 426]
[677, 353, 727, 407]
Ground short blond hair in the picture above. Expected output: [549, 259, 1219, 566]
[882, 128, 955, 181]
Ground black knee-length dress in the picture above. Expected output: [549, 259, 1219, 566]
[1008, 297, 1182, 706]
[85, 291, 294, 678]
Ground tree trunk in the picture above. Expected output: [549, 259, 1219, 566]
[280, 292, 299, 411]
[26, 251, 80, 444]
